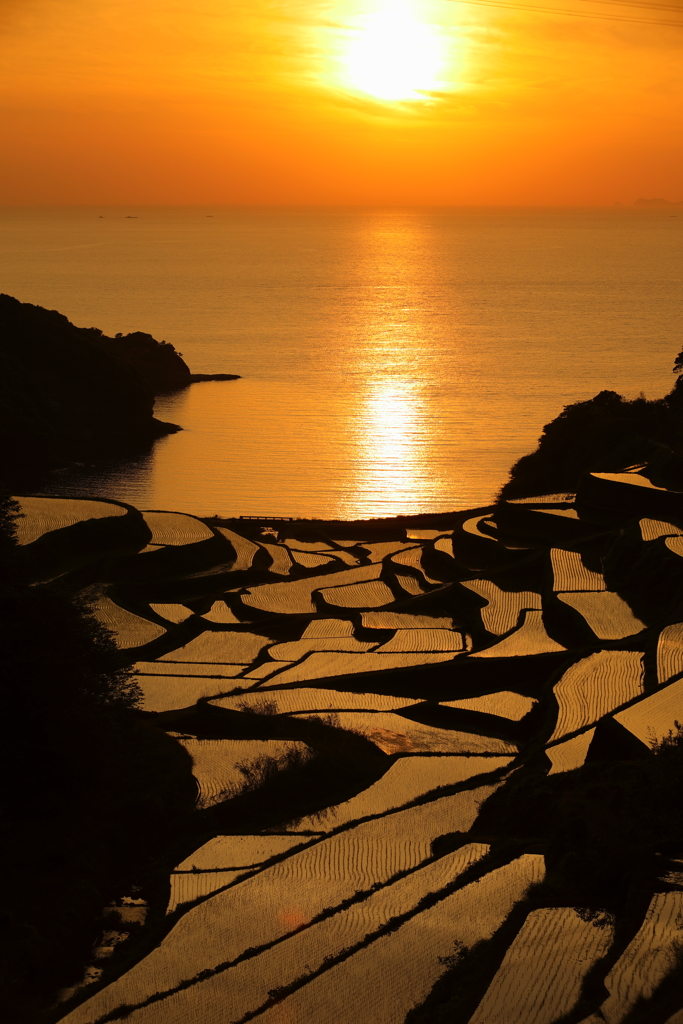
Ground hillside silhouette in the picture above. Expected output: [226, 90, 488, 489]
[0, 295, 237, 485]
[500, 356, 683, 500]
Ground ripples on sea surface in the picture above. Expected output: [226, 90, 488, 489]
[1, 205, 681, 518]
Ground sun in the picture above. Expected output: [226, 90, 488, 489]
[343, 1, 444, 102]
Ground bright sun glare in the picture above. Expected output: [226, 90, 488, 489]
[344, 1, 444, 101]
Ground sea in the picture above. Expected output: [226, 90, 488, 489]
[1, 205, 681, 520]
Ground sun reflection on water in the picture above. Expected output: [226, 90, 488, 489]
[345, 377, 447, 518]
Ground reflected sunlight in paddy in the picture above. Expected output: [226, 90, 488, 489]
[2, 205, 681, 518]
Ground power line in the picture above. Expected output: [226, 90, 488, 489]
[447, 0, 683, 26]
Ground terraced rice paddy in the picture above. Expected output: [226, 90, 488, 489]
[60, 798, 497, 1024]
[11, 495, 127, 545]
[460, 579, 542, 635]
[142, 511, 215, 546]
[89, 596, 166, 649]
[149, 603, 194, 624]
[301, 618, 355, 638]
[391, 547, 441, 585]
[139, 845, 491, 1024]
[469, 906, 614, 1024]
[373, 628, 466, 653]
[361, 611, 453, 629]
[657, 622, 683, 683]
[24, 486, 683, 1024]
[243, 661, 297, 679]
[549, 651, 645, 741]
[640, 518, 683, 541]
[595, 892, 683, 1023]
[550, 548, 606, 592]
[614, 677, 683, 747]
[360, 541, 416, 561]
[442, 692, 536, 720]
[158, 631, 271, 664]
[287, 755, 512, 831]
[135, 675, 241, 712]
[557, 591, 646, 639]
[546, 728, 596, 774]
[134, 661, 247, 676]
[395, 572, 427, 595]
[292, 710, 515, 756]
[259, 542, 292, 575]
[434, 536, 454, 557]
[281, 539, 333, 552]
[290, 550, 334, 568]
[254, 650, 454, 686]
[167, 835, 311, 912]
[215, 527, 260, 570]
[210, 689, 420, 715]
[537, 507, 580, 519]
[462, 514, 497, 538]
[665, 536, 683, 558]
[241, 564, 383, 615]
[253, 854, 546, 1024]
[200, 601, 240, 623]
[172, 737, 310, 808]
[472, 609, 565, 657]
[267, 636, 376, 660]
[321, 579, 397, 607]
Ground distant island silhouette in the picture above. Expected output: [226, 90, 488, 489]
[0, 294, 239, 486]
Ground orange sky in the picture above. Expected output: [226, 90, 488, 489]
[1, 0, 682, 204]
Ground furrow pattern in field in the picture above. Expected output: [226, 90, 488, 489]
[59, 796, 494, 1023]
[88, 596, 166, 649]
[640, 519, 683, 542]
[286, 756, 510, 832]
[241, 565, 382, 615]
[251, 854, 545, 1024]
[460, 579, 542, 636]
[119, 846, 491, 1023]
[549, 651, 644, 742]
[136, 675, 242, 712]
[255, 651, 454, 687]
[557, 592, 645, 639]
[150, 603, 195, 623]
[142, 511, 215, 545]
[362, 611, 453, 629]
[11, 495, 127, 545]
[471, 610, 565, 658]
[215, 528, 260, 571]
[159, 631, 271, 664]
[657, 622, 683, 684]
[442, 692, 536, 720]
[596, 892, 683, 1024]
[319, 579, 397, 608]
[614, 677, 683, 747]
[469, 906, 614, 1024]
[374, 629, 466, 653]
[172, 737, 309, 808]
[267, 637, 376, 661]
[546, 729, 596, 774]
[292, 710, 516, 756]
[550, 548, 606, 592]
[210, 689, 419, 714]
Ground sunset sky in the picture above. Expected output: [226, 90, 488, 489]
[1, 0, 682, 205]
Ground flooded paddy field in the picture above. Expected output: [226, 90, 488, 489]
[11, 478, 683, 1023]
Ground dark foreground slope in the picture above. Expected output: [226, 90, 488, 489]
[0, 295, 237, 485]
